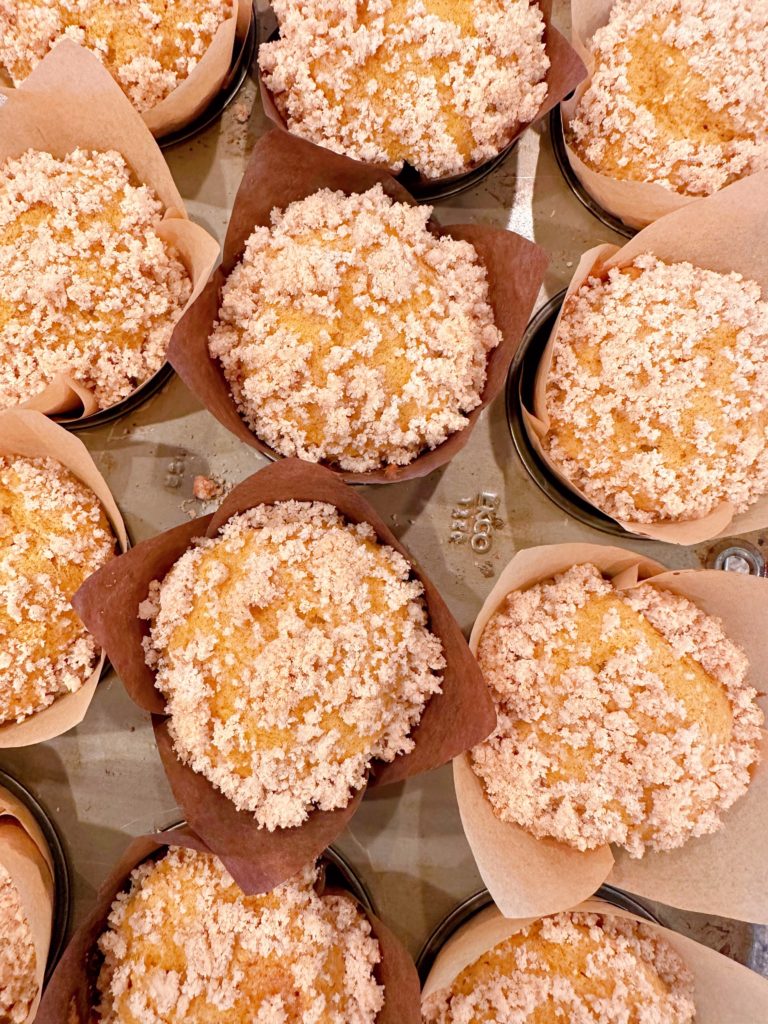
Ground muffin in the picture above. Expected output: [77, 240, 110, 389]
[95, 848, 384, 1023]
[473, 563, 763, 858]
[259, 0, 549, 179]
[0, 862, 37, 1024]
[568, 0, 768, 196]
[140, 500, 445, 829]
[543, 253, 768, 525]
[0, 148, 193, 412]
[0, 455, 115, 725]
[422, 910, 695, 1023]
[208, 184, 501, 472]
[0, 1, 230, 113]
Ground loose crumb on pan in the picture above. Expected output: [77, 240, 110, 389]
[543, 253, 768, 525]
[96, 848, 384, 1024]
[141, 500, 445, 830]
[0, 148, 192, 412]
[422, 910, 695, 1024]
[259, 0, 549, 179]
[0, 455, 115, 726]
[0, 861, 37, 1024]
[192, 474, 223, 501]
[473, 563, 763, 858]
[209, 184, 501, 472]
[568, 0, 768, 196]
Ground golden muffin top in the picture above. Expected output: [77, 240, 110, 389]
[259, 0, 549, 179]
[544, 254, 768, 525]
[0, 862, 37, 1024]
[568, 0, 768, 196]
[473, 563, 763, 857]
[422, 910, 695, 1024]
[209, 184, 501, 472]
[0, 455, 115, 726]
[96, 849, 384, 1024]
[141, 500, 445, 830]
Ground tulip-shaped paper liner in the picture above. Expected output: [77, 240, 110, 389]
[522, 171, 768, 544]
[455, 542, 768, 923]
[421, 897, 768, 1022]
[73, 458, 496, 893]
[259, 0, 586, 186]
[0, 409, 129, 747]
[167, 128, 550, 483]
[0, 41, 221, 419]
[37, 827, 421, 1024]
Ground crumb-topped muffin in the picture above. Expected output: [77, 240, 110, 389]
[0, 1, 230, 112]
[422, 910, 695, 1023]
[473, 563, 763, 858]
[259, 0, 549, 179]
[0, 148, 192, 412]
[209, 185, 501, 472]
[568, 0, 768, 196]
[543, 254, 768, 525]
[141, 500, 445, 829]
[0, 455, 115, 725]
[96, 849, 384, 1023]
[0, 862, 37, 1024]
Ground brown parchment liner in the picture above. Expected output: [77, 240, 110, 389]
[72, 458, 495, 893]
[521, 171, 768, 544]
[167, 127, 549, 484]
[0, 409, 129, 747]
[37, 827, 421, 1024]
[420, 898, 768, 1022]
[0, 41, 221, 420]
[259, 0, 586, 187]
[454, 542, 768, 924]
[0, 783, 55, 1024]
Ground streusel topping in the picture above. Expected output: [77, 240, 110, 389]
[568, 0, 768, 196]
[0, 456, 115, 726]
[141, 501, 445, 830]
[209, 184, 501, 472]
[0, 862, 37, 1024]
[0, 1, 229, 112]
[96, 849, 384, 1024]
[259, 0, 549, 178]
[473, 563, 763, 858]
[0, 148, 192, 411]
[544, 254, 768, 525]
[422, 911, 695, 1024]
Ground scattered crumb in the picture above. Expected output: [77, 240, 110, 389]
[232, 101, 250, 124]
[192, 475, 223, 501]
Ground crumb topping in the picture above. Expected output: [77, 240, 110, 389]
[422, 910, 695, 1024]
[544, 254, 768, 525]
[141, 501, 445, 830]
[259, 0, 549, 178]
[209, 184, 501, 472]
[96, 848, 384, 1024]
[0, 862, 37, 1024]
[473, 563, 763, 858]
[568, 0, 768, 196]
[0, 455, 115, 726]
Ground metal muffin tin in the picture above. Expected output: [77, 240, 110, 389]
[55, 361, 176, 433]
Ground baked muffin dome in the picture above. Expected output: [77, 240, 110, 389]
[0, 455, 115, 725]
[473, 563, 763, 858]
[259, 0, 549, 179]
[141, 500, 445, 829]
[543, 254, 768, 525]
[421, 910, 695, 1023]
[0, 862, 37, 1024]
[0, 148, 192, 412]
[209, 184, 501, 472]
[96, 849, 384, 1024]
[568, 0, 768, 196]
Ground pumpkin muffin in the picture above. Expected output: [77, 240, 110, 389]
[0, 862, 37, 1024]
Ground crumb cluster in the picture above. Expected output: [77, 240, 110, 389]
[473, 563, 763, 858]
[0, 455, 115, 726]
[0, 862, 37, 1024]
[259, 0, 549, 178]
[0, 1, 229, 112]
[96, 848, 384, 1024]
[209, 184, 501, 472]
[141, 501, 445, 830]
[568, 0, 768, 196]
[422, 910, 695, 1024]
[544, 254, 768, 525]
